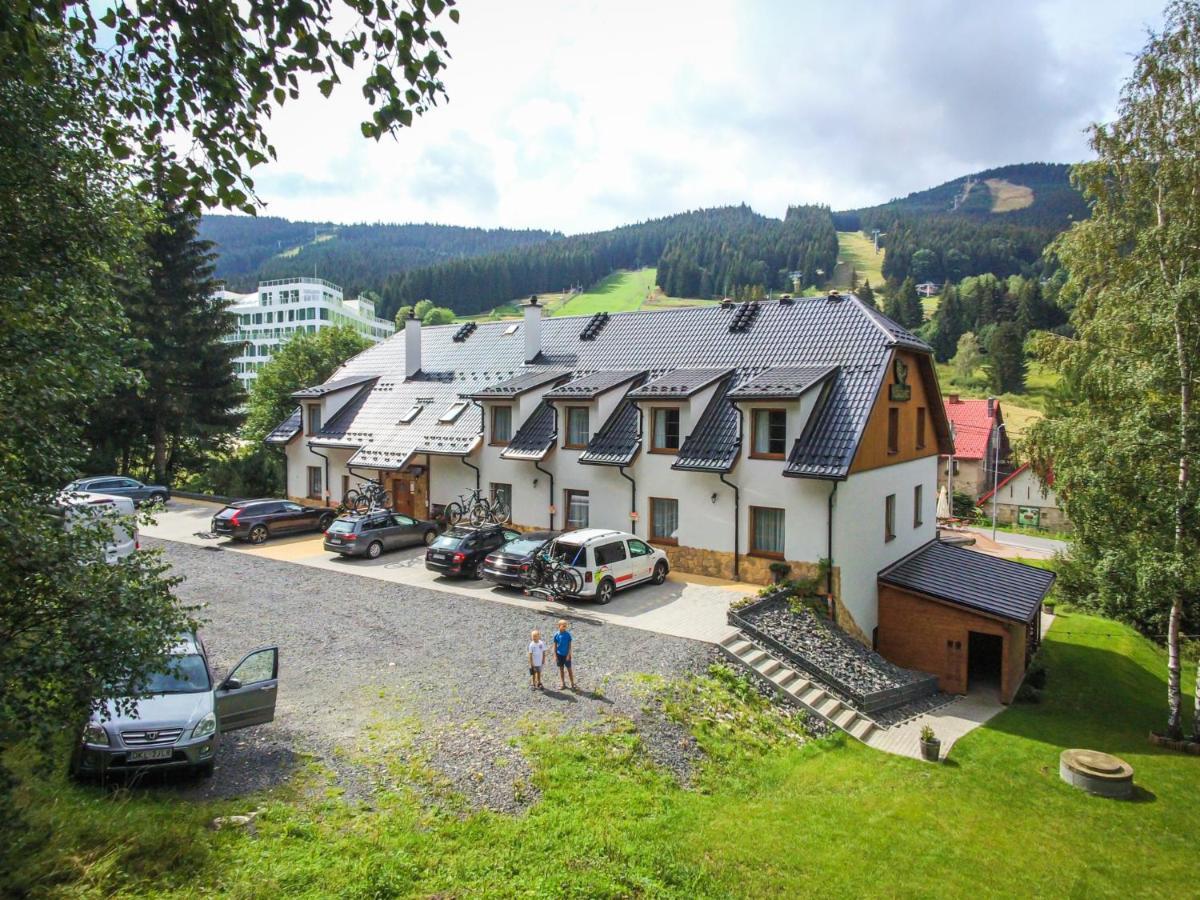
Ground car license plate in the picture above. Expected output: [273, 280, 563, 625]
[328, 536, 341, 544]
[127, 748, 172, 762]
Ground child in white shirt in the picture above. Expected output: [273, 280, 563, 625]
[528, 629, 546, 690]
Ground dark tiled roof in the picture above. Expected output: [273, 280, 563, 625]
[500, 402, 556, 461]
[784, 364, 881, 479]
[627, 368, 732, 399]
[728, 365, 838, 400]
[579, 398, 640, 466]
[272, 293, 939, 479]
[292, 373, 378, 398]
[879, 541, 1056, 623]
[264, 408, 302, 445]
[468, 368, 571, 399]
[673, 376, 740, 471]
[543, 369, 645, 400]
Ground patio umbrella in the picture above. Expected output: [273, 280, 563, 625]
[936, 485, 951, 519]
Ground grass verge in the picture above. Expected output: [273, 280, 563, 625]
[4, 615, 1196, 897]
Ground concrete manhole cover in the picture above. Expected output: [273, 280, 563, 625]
[1060, 748, 1134, 798]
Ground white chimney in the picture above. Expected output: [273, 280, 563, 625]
[523, 294, 542, 363]
[405, 313, 421, 378]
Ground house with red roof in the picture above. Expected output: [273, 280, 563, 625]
[940, 395, 1012, 501]
[978, 462, 1066, 530]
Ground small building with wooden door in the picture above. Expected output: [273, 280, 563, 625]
[876, 541, 1055, 703]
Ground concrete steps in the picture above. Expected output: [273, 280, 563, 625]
[718, 628, 880, 745]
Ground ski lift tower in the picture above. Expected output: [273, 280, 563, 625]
[871, 230, 887, 254]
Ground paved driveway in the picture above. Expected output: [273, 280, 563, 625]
[143, 500, 751, 644]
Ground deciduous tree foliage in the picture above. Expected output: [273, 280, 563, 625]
[2, 0, 459, 213]
[0, 50, 196, 832]
[244, 326, 372, 441]
[1026, 0, 1200, 738]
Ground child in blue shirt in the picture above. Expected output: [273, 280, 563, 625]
[552, 619, 576, 690]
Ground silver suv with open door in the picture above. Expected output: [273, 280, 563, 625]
[70, 633, 279, 780]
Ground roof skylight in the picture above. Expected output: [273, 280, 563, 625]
[439, 401, 468, 423]
[503, 323, 519, 336]
[398, 404, 422, 424]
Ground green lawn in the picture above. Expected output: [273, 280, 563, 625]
[4, 613, 1196, 897]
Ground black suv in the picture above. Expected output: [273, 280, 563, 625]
[481, 530, 560, 589]
[425, 525, 520, 579]
[323, 510, 439, 558]
[211, 499, 334, 544]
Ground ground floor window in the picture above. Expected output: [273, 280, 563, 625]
[490, 482, 512, 514]
[650, 497, 679, 544]
[564, 489, 589, 529]
[750, 506, 785, 558]
[307, 466, 322, 499]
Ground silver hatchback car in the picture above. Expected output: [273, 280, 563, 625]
[71, 633, 279, 779]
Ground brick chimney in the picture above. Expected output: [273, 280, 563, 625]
[987, 396, 995, 419]
[947, 394, 960, 404]
[523, 294, 542, 364]
[405, 312, 421, 378]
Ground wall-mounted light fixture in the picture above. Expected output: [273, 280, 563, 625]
[710, 492, 718, 504]
[533, 478, 539, 487]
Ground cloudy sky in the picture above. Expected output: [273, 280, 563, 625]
[248, 0, 1164, 234]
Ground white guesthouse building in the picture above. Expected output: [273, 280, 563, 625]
[220, 276, 394, 389]
[268, 293, 954, 645]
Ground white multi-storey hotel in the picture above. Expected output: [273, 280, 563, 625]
[219, 277, 394, 388]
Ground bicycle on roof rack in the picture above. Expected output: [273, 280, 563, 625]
[444, 487, 511, 527]
[523, 547, 583, 600]
[343, 480, 392, 513]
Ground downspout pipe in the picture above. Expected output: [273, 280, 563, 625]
[534, 404, 559, 529]
[827, 481, 837, 595]
[617, 406, 642, 534]
[463, 399, 486, 492]
[720, 404, 744, 581]
[307, 443, 332, 507]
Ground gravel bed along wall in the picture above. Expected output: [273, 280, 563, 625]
[741, 598, 935, 701]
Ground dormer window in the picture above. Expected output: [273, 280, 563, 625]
[651, 407, 680, 452]
[398, 404, 422, 425]
[439, 401, 468, 423]
[491, 405, 513, 445]
[564, 406, 590, 449]
[306, 404, 321, 436]
[751, 409, 787, 459]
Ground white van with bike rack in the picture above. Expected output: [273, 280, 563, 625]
[540, 528, 669, 604]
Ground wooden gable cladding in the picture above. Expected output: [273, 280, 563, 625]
[850, 349, 952, 475]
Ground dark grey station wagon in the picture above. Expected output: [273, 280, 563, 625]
[323, 510, 439, 558]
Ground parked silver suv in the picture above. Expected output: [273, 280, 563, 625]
[70, 633, 279, 779]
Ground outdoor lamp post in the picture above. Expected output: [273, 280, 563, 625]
[991, 422, 1007, 542]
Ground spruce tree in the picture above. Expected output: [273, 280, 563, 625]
[986, 322, 1027, 393]
[932, 283, 964, 362]
[857, 279, 876, 308]
[95, 187, 244, 483]
[898, 276, 923, 328]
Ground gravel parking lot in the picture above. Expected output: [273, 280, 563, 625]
[147, 537, 709, 811]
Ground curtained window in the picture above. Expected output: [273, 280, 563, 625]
[751, 506, 785, 557]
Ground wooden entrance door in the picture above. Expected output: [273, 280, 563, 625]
[391, 474, 415, 516]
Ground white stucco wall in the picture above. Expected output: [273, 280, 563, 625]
[834, 455, 938, 640]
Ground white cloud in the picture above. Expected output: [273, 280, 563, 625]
[241, 0, 1164, 232]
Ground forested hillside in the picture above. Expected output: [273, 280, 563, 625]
[831, 163, 1088, 285]
[380, 205, 837, 318]
[199, 216, 559, 293]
